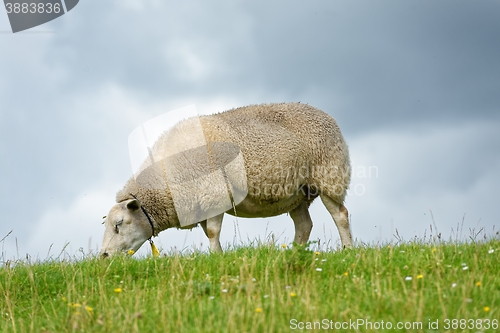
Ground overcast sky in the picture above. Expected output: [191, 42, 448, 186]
[1, 0, 499, 261]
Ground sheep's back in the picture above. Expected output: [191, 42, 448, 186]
[202, 103, 351, 203]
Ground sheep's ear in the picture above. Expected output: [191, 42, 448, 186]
[127, 199, 141, 211]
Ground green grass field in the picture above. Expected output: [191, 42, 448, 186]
[1, 239, 499, 333]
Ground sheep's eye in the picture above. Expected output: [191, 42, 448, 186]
[115, 219, 123, 233]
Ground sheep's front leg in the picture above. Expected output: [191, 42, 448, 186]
[200, 214, 223, 253]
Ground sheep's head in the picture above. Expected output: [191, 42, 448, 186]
[100, 199, 153, 257]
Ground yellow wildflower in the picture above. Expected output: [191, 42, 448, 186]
[290, 292, 297, 297]
[417, 274, 423, 279]
[127, 249, 135, 255]
[475, 281, 482, 287]
[484, 306, 490, 312]
[343, 272, 348, 277]
[114, 288, 122, 293]
[255, 307, 263, 313]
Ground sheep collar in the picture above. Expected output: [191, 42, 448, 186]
[129, 193, 160, 257]
[129, 193, 157, 238]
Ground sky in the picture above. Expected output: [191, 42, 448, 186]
[1, 0, 499, 261]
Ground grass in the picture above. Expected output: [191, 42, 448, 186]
[1, 239, 499, 333]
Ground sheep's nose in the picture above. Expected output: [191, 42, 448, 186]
[101, 252, 109, 258]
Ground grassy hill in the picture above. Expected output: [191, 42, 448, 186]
[1, 239, 499, 332]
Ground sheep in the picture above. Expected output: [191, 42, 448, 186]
[100, 102, 352, 256]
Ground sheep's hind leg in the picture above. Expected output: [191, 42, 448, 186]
[320, 195, 353, 248]
[200, 214, 224, 253]
[289, 201, 313, 245]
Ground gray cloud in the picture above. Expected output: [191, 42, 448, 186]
[1, 0, 499, 259]
[40, 1, 500, 130]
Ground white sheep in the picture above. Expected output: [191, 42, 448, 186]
[100, 102, 352, 256]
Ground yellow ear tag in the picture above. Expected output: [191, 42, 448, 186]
[150, 240, 160, 257]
